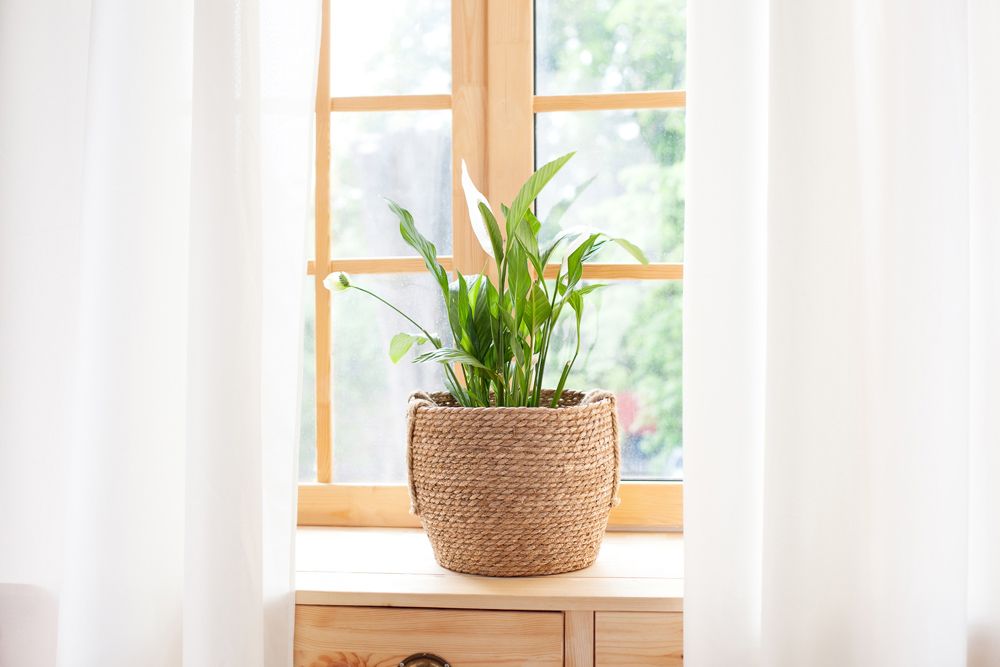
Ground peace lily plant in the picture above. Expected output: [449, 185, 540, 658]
[323, 152, 647, 409]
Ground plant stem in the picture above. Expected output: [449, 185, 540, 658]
[497, 261, 509, 405]
[348, 284, 465, 399]
[532, 269, 563, 405]
[349, 285, 437, 345]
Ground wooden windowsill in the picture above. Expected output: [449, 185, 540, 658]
[295, 527, 684, 613]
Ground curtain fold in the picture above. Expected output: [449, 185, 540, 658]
[0, 1, 319, 665]
[686, 0, 1000, 665]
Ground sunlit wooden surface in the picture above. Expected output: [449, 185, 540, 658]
[295, 526, 683, 612]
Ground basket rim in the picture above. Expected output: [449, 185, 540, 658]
[407, 389, 616, 414]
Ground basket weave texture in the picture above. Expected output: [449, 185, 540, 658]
[406, 389, 620, 577]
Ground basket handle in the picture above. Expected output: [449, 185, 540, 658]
[582, 390, 622, 510]
[406, 391, 436, 516]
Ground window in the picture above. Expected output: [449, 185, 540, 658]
[300, 0, 684, 529]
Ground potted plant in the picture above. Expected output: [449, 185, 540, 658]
[324, 152, 648, 576]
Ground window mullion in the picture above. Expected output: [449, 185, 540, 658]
[485, 0, 534, 215]
[451, 0, 489, 275]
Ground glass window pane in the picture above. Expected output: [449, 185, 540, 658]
[331, 111, 452, 257]
[331, 273, 450, 483]
[536, 109, 685, 262]
[535, 0, 685, 95]
[543, 281, 682, 480]
[330, 0, 450, 96]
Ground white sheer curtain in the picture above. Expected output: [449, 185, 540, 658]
[0, 1, 319, 665]
[685, 0, 1000, 665]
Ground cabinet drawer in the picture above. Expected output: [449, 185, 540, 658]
[595, 612, 683, 666]
[294, 605, 563, 667]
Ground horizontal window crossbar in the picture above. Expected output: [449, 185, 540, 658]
[329, 94, 452, 112]
[533, 90, 686, 113]
[308, 258, 683, 280]
[308, 256, 456, 275]
[297, 481, 683, 530]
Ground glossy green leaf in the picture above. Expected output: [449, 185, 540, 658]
[513, 218, 544, 277]
[572, 283, 608, 298]
[385, 198, 449, 299]
[506, 151, 575, 236]
[527, 283, 552, 331]
[551, 291, 585, 407]
[565, 233, 600, 288]
[611, 237, 649, 264]
[388, 332, 428, 363]
[477, 202, 505, 263]
[414, 347, 492, 372]
[346, 153, 653, 408]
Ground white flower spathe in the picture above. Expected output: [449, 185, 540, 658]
[460, 159, 496, 258]
[323, 271, 351, 292]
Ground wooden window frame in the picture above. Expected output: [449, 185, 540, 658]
[301, 0, 684, 531]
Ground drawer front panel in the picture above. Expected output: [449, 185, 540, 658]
[295, 605, 563, 667]
[595, 612, 683, 666]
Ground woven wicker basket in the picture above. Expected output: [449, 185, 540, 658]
[406, 389, 620, 577]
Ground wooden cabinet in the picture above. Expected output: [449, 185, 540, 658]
[595, 612, 684, 666]
[295, 606, 563, 667]
[295, 528, 684, 667]
[295, 608, 683, 667]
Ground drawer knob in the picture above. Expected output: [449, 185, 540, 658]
[399, 653, 450, 667]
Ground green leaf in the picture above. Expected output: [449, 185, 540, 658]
[477, 203, 505, 263]
[541, 226, 594, 266]
[443, 371, 472, 406]
[512, 218, 543, 276]
[527, 283, 551, 331]
[385, 198, 449, 299]
[499, 305, 517, 333]
[506, 152, 575, 236]
[551, 291, 585, 407]
[510, 331, 526, 368]
[566, 233, 600, 288]
[456, 272, 471, 324]
[584, 237, 609, 261]
[551, 362, 573, 408]
[455, 272, 474, 353]
[611, 237, 649, 264]
[572, 283, 608, 298]
[524, 208, 543, 237]
[471, 277, 494, 357]
[543, 227, 649, 267]
[388, 332, 428, 363]
[444, 277, 475, 355]
[372, 153, 642, 409]
[506, 243, 532, 308]
[414, 347, 493, 372]
[567, 290, 584, 317]
[467, 272, 485, 307]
